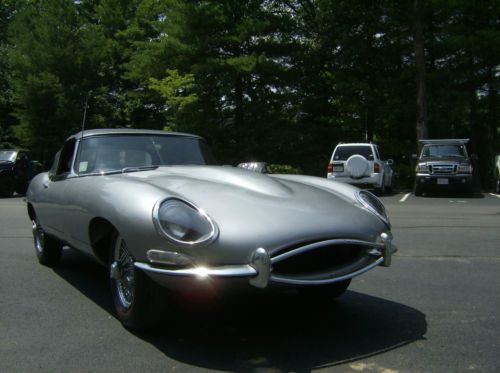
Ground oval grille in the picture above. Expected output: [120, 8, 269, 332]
[272, 244, 363, 276]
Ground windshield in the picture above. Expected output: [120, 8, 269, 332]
[333, 146, 374, 161]
[0, 150, 17, 162]
[74, 135, 217, 175]
[421, 144, 467, 158]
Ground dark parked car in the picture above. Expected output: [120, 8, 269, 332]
[413, 139, 473, 196]
[0, 149, 43, 197]
[27, 129, 396, 330]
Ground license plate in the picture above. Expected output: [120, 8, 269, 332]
[333, 165, 344, 172]
[437, 178, 449, 185]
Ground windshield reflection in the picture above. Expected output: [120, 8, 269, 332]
[0, 150, 16, 162]
[74, 135, 216, 175]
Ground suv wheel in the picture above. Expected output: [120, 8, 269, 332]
[375, 178, 386, 195]
[414, 183, 423, 197]
[0, 174, 15, 197]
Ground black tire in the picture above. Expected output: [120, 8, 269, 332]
[0, 174, 15, 198]
[414, 183, 423, 197]
[464, 184, 474, 197]
[298, 279, 351, 300]
[109, 232, 167, 331]
[375, 178, 386, 196]
[15, 180, 29, 195]
[32, 218, 63, 266]
[386, 180, 393, 195]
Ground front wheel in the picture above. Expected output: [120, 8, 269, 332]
[375, 177, 386, 196]
[109, 232, 167, 330]
[32, 219, 62, 266]
[0, 174, 15, 197]
[414, 183, 423, 197]
[15, 180, 29, 195]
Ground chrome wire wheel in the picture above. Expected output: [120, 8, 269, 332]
[31, 216, 62, 266]
[111, 236, 136, 310]
[32, 219, 45, 254]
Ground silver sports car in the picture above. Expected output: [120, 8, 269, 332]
[27, 129, 396, 330]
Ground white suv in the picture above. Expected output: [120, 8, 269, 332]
[327, 143, 394, 194]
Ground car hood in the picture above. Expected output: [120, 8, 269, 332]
[124, 166, 386, 250]
[0, 161, 14, 170]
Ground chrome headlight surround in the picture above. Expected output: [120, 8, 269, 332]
[356, 190, 391, 228]
[416, 163, 429, 174]
[153, 198, 219, 247]
[457, 163, 473, 174]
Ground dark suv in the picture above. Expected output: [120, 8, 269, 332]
[0, 149, 43, 197]
[413, 139, 473, 196]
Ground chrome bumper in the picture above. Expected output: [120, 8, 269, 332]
[135, 233, 396, 289]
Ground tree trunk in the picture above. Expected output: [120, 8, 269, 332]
[414, 0, 428, 144]
[487, 65, 498, 148]
[234, 74, 244, 129]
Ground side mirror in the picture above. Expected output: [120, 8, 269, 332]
[386, 159, 394, 166]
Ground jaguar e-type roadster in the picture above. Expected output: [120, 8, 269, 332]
[27, 129, 396, 330]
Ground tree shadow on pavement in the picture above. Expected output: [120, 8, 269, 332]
[54, 248, 427, 372]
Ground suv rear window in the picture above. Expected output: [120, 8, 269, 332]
[333, 146, 374, 161]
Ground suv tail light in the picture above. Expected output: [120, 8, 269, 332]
[374, 163, 380, 173]
[327, 162, 333, 173]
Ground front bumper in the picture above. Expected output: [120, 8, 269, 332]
[415, 173, 472, 188]
[134, 232, 396, 289]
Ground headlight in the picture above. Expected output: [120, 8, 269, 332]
[416, 163, 429, 173]
[153, 198, 218, 247]
[458, 163, 473, 173]
[356, 190, 391, 228]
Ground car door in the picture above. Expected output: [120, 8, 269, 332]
[38, 139, 77, 242]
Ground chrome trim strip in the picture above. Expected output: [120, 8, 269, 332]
[270, 257, 384, 285]
[152, 197, 219, 248]
[134, 262, 257, 278]
[271, 239, 383, 264]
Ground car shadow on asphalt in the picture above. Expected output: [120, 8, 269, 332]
[53, 248, 427, 372]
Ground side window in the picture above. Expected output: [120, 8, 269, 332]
[55, 139, 76, 176]
[50, 150, 61, 175]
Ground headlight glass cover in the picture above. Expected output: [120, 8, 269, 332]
[356, 190, 391, 228]
[457, 163, 473, 173]
[153, 198, 218, 247]
[416, 163, 429, 173]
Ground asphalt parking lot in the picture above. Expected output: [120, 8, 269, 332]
[1, 191, 500, 372]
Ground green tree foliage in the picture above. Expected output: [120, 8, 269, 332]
[2, 0, 499, 183]
[0, 0, 17, 147]
[149, 69, 198, 129]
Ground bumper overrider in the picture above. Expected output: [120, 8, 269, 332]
[134, 232, 396, 289]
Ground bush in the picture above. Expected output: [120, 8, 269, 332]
[269, 164, 303, 174]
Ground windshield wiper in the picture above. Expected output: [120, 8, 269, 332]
[122, 165, 159, 173]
